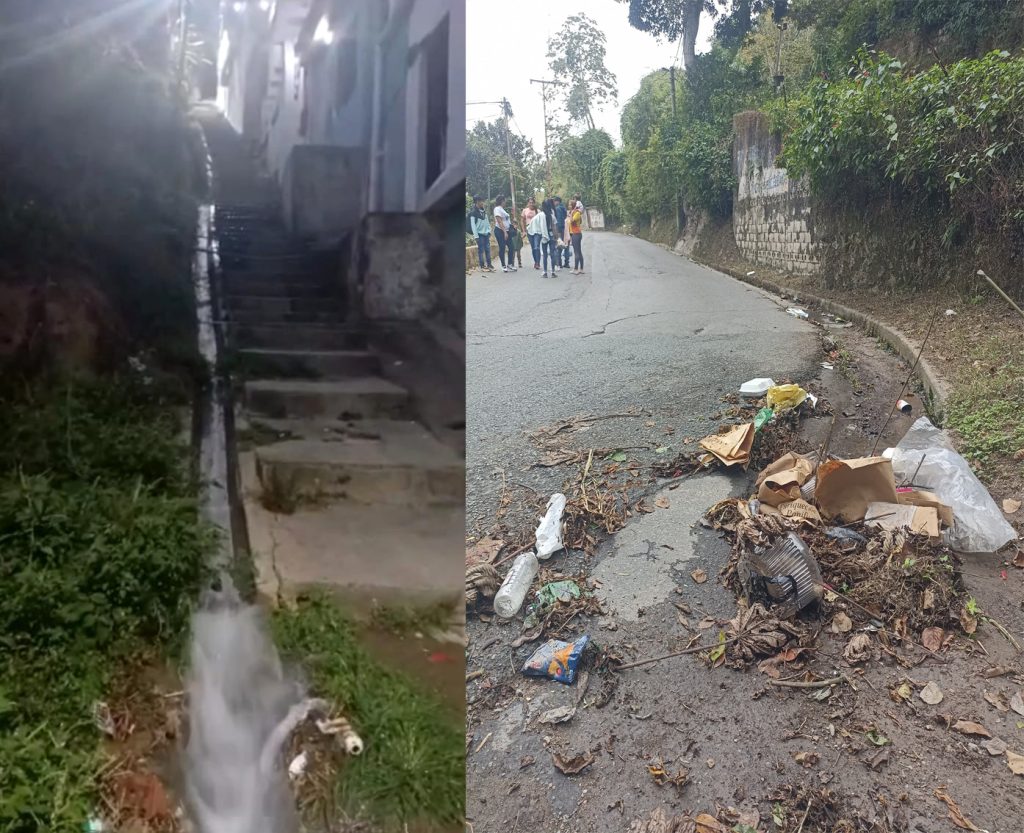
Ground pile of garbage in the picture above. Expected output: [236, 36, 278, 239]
[702, 416, 1018, 665]
[655, 381, 820, 478]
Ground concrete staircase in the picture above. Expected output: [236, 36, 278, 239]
[202, 116, 462, 611]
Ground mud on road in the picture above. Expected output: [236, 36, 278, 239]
[465, 306, 1024, 833]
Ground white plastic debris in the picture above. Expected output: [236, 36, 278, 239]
[288, 751, 308, 779]
[944, 309, 957, 317]
[746, 270, 756, 276]
[739, 377, 776, 398]
[316, 716, 364, 755]
[807, 393, 819, 409]
[535, 493, 567, 559]
[821, 362, 834, 370]
[890, 417, 1017, 553]
[786, 307, 809, 319]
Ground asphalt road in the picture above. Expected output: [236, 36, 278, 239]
[466, 230, 822, 532]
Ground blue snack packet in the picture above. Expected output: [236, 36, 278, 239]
[522, 635, 590, 684]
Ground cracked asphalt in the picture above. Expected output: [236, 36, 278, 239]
[466, 231, 822, 533]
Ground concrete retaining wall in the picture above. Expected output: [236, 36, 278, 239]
[282, 145, 367, 246]
[733, 111, 820, 275]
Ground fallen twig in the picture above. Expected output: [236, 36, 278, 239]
[768, 677, 846, 690]
[982, 614, 1022, 653]
[616, 635, 741, 671]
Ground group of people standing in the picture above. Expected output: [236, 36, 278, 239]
[470, 193, 585, 278]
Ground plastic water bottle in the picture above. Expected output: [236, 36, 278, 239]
[493, 552, 539, 618]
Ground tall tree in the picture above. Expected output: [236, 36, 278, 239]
[619, 0, 710, 71]
[466, 119, 541, 209]
[546, 14, 618, 135]
[553, 129, 615, 202]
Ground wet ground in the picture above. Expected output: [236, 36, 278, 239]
[465, 236, 1024, 833]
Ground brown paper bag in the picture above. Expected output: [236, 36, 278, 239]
[865, 501, 940, 540]
[896, 489, 953, 528]
[778, 498, 822, 525]
[815, 457, 899, 522]
[756, 452, 816, 507]
[699, 423, 754, 467]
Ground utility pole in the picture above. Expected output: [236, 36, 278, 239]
[669, 65, 677, 119]
[529, 78, 556, 190]
[468, 99, 518, 211]
[501, 98, 517, 212]
[774, 21, 788, 94]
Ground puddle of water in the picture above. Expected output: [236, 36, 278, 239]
[359, 627, 466, 719]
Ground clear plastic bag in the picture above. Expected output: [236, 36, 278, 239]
[889, 417, 1017, 553]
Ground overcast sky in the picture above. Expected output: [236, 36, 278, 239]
[466, 1, 713, 153]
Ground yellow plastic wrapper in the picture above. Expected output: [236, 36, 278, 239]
[766, 384, 808, 412]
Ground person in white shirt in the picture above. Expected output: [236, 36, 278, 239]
[492, 195, 516, 273]
[526, 206, 552, 278]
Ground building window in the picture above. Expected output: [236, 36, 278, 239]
[422, 14, 449, 190]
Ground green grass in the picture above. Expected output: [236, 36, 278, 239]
[370, 601, 454, 637]
[273, 595, 465, 831]
[945, 335, 1024, 473]
[0, 376, 212, 831]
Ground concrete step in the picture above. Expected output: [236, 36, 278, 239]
[222, 276, 335, 298]
[226, 295, 340, 314]
[252, 419, 463, 507]
[226, 307, 345, 326]
[236, 348, 380, 378]
[244, 377, 410, 420]
[229, 323, 366, 351]
[240, 451, 463, 609]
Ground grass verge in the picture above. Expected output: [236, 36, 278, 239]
[272, 595, 465, 831]
[0, 375, 212, 831]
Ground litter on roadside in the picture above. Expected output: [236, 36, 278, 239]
[699, 423, 755, 467]
[815, 457, 899, 522]
[535, 580, 581, 606]
[821, 362, 834, 370]
[535, 492, 567, 559]
[522, 635, 590, 684]
[766, 384, 808, 412]
[887, 417, 1017, 552]
[493, 551, 540, 618]
[739, 531, 823, 618]
[739, 377, 776, 397]
[786, 307, 809, 319]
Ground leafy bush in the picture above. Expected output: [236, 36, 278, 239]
[782, 49, 1024, 242]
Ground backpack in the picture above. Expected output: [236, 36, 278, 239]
[466, 207, 481, 235]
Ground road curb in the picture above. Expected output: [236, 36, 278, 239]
[711, 264, 950, 422]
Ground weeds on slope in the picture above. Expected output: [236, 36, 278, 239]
[0, 376, 212, 832]
[273, 595, 465, 831]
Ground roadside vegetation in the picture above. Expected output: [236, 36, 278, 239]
[0, 4, 212, 829]
[273, 596, 465, 831]
[0, 378, 212, 830]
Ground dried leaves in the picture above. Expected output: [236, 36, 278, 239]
[843, 633, 872, 664]
[725, 603, 805, 666]
[552, 750, 595, 775]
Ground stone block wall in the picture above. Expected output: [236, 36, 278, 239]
[732, 111, 820, 275]
[346, 210, 463, 337]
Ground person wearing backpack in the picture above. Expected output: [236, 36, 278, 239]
[469, 195, 494, 272]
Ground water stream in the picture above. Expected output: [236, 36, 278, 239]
[182, 580, 318, 833]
